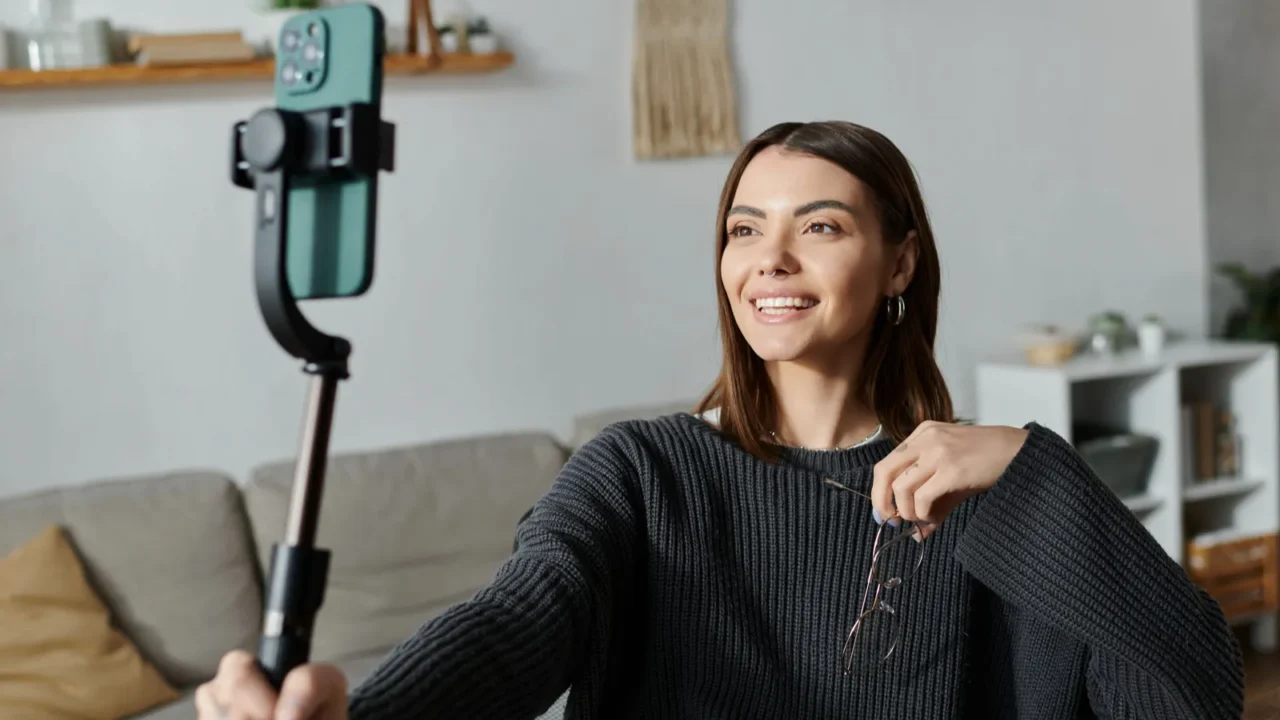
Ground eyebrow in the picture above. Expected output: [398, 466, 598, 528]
[727, 204, 766, 219]
[795, 199, 858, 217]
[726, 199, 859, 219]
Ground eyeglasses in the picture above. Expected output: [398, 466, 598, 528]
[824, 478, 930, 675]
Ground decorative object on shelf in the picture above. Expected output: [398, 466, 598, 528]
[1215, 410, 1242, 478]
[406, 0, 441, 65]
[1187, 531, 1278, 623]
[435, 23, 459, 53]
[1087, 310, 1129, 354]
[1138, 314, 1166, 357]
[128, 31, 256, 67]
[76, 18, 114, 67]
[0, 27, 12, 70]
[26, 0, 82, 70]
[424, 12, 498, 55]
[1072, 423, 1160, 500]
[436, 14, 469, 53]
[1020, 325, 1080, 366]
[1218, 263, 1280, 344]
[1184, 400, 1243, 482]
[633, 0, 741, 159]
[466, 17, 500, 54]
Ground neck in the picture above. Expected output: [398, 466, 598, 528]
[766, 353, 880, 450]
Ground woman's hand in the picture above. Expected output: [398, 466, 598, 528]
[870, 421, 1028, 538]
[194, 650, 348, 720]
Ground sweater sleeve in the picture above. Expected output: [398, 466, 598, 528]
[953, 422, 1245, 720]
[345, 428, 642, 719]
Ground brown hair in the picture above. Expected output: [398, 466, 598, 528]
[694, 121, 954, 458]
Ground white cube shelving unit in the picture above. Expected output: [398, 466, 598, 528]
[977, 339, 1279, 646]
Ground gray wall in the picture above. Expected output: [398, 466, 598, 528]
[0, 0, 1209, 497]
[1200, 0, 1280, 334]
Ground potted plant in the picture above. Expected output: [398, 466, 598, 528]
[255, 0, 321, 53]
[1218, 263, 1280, 344]
[1138, 314, 1165, 357]
[1088, 310, 1129, 354]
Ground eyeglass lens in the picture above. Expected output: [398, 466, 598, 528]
[844, 603, 900, 673]
[872, 523, 925, 587]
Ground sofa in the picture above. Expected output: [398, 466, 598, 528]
[0, 400, 692, 719]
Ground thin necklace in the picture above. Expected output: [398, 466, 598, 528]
[768, 424, 883, 452]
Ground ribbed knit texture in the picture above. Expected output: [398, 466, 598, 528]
[346, 414, 1245, 719]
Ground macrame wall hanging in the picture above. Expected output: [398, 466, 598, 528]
[632, 0, 742, 159]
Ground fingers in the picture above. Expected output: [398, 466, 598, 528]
[874, 421, 961, 525]
[195, 682, 223, 720]
[872, 443, 918, 524]
[196, 651, 350, 720]
[912, 471, 971, 539]
[891, 460, 935, 525]
[871, 421, 945, 522]
[276, 664, 348, 720]
[205, 650, 277, 720]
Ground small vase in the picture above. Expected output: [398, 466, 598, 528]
[469, 31, 499, 54]
[1138, 320, 1165, 357]
[1090, 331, 1118, 354]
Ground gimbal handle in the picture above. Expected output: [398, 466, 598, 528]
[230, 103, 394, 688]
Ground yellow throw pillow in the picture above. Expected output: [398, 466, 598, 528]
[0, 525, 181, 719]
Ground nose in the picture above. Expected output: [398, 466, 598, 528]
[758, 243, 799, 279]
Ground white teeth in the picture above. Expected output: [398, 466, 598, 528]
[754, 296, 817, 311]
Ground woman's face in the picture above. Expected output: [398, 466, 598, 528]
[720, 146, 917, 366]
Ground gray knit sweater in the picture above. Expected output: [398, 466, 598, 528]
[346, 413, 1245, 718]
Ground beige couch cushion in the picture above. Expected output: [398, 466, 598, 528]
[244, 432, 569, 663]
[569, 399, 695, 449]
[0, 525, 181, 719]
[0, 472, 263, 688]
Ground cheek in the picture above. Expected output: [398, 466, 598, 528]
[819, 255, 885, 323]
[719, 249, 748, 298]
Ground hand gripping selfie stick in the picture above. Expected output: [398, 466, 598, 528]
[230, 102, 395, 687]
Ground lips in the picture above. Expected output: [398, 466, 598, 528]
[746, 292, 820, 324]
[753, 296, 818, 314]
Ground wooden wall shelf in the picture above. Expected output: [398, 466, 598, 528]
[0, 52, 514, 91]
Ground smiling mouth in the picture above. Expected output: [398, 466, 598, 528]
[752, 296, 819, 316]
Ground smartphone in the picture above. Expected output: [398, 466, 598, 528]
[274, 3, 386, 300]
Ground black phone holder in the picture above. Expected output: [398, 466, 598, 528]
[230, 103, 394, 689]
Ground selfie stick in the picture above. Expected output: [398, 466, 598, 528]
[231, 103, 395, 688]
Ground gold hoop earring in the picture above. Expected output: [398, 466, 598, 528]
[887, 295, 906, 326]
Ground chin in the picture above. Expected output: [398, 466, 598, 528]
[742, 334, 813, 363]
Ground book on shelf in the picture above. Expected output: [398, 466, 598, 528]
[1181, 401, 1242, 484]
[128, 31, 258, 67]
[127, 31, 244, 55]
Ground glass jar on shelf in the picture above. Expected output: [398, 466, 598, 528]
[26, 0, 82, 71]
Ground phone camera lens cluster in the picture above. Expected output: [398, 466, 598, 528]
[278, 19, 324, 90]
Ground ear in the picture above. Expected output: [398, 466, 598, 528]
[887, 230, 919, 296]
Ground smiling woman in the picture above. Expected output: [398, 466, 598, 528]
[698, 122, 953, 459]
[198, 121, 1246, 720]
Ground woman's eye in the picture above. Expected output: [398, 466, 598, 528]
[807, 222, 839, 234]
[728, 225, 757, 237]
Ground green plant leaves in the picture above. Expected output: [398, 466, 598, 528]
[1217, 263, 1280, 343]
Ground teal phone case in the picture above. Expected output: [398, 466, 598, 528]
[274, 4, 385, 300]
